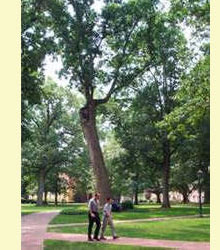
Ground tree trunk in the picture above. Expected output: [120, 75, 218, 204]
[156, 192, 161, 204]
[204, 181, 210, 204]
[79, 102, 112, 205]
[134, 187, 139, 205]
[162, 140, 171, 208]
[21, 179, 29, 200]
[44, 190, 48, 204]
[55, 191, 58, 206]
[54, 177, 58, 206]
[37, 169, 45, 206]
[182, 190, 189, 204]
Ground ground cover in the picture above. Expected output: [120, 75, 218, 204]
[48, 217, 210, 242]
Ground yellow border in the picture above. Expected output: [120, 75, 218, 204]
[0, 0, 217, 249]
[0, 0, 21, 249]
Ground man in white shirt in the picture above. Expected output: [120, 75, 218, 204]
[88, 193, 101, 241]
[100, 197, 119, 240]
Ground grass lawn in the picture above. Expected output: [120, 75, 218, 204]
[44, 240, 171, 250]
[49, 203, 210, 225]
[48, 217, 210, 242]
[21, 211, 37, 216]
[21, 203, 86, 216]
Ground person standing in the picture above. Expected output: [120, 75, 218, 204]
[88, 193, 101, 241]
[100, 197, 119, 240]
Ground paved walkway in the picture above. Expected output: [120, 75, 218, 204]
[48, 214, 210, 228]
[22, 212, 210, 250]
[45, 232, 210, 250]
[22, 211, 60, 250]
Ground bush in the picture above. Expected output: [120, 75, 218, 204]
[139, 200, 147, 203]
[29, 199, 36, 204]
[112, 202, 122, 212]
[60, 209, 87, 215]
[21, 198, 36, 204]
[121, 200, 134, 210]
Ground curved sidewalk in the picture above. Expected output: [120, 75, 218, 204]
[45, 232, 210, 250]
[22, 211, 210, 250]
[22, 211, 60, 250]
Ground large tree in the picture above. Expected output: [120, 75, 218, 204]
[46, 0, 167, 204]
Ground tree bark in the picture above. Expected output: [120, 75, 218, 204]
[156, 192, 161, 204]
[182, 190, 189, 204]
[37, 169, 45, 206]
[161, 140, 171, 208]
[134, 187, 139, 205]
[79, 102, 112, 205]
[54, 177, 58, 205]
[21, 178, 29, 200]
[55, 191, 58, 206]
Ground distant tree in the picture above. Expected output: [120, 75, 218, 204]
[160, 55, 210, 203]
[22, 80, 85, 205]
[21, 0, 55, 141]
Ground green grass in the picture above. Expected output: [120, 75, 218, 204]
[48, 217, 210, 242]
[21, 211, 37, 216]
[43, 240, 171, 250]
[21, 203, 86, 216]
[49, 203, 210, 225]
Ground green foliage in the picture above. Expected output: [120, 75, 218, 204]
[45, 0, 185, 102]
[121, 200, 134, 210]
[169, 0, 210, 58]
[21, 79, 91, 200]
[170, 0, 210, 32]
[21, 0, 56, 141]
[157, 54, 210, 202]
[22, 0, 210, 205]
[60, 210, 86, 215]
[158, 55, 209, 160]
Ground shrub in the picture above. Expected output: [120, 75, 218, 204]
[21, 198, 36, 204]
[139, 200, 147, 203]
[121, 200, 134, 210]
[112, 202, 122, 212]
[60, 209, 87, 215]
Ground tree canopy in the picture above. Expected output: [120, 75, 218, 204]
[21, 0, 210, 206]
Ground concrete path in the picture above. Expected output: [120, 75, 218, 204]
[22, 212, 210, 250]
[22, 211, 60, 250]
[48, 214, 210, 228]
[45, 232, 210, 250]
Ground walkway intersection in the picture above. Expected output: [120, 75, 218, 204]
[21, 211, 210, 250]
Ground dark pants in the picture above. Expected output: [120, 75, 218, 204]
[88, 212, 101, 239]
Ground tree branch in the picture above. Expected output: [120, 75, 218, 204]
[149, 68, 164, 117]
[94, 19, 139, 105]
